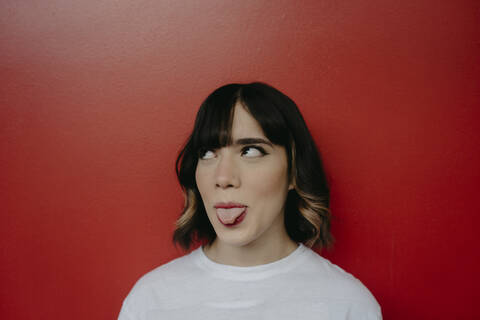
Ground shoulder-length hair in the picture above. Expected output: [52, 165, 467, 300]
[173, 82, 333, 250]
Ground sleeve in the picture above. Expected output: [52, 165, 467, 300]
[355, 301, 383, 320]
[117, 276, 159, 320]
[118, 300, 138, 320]
[367, 310, 383, 320]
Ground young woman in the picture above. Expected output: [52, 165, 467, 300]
[118, 82, 382, 320]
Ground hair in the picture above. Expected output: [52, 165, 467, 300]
[173, 82, 333, 251]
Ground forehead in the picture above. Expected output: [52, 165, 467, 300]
[230, 102, 267, 140]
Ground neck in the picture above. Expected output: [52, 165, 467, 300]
[203, 234, 299, 267]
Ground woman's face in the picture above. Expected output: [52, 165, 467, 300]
[195, 102, 292, 249]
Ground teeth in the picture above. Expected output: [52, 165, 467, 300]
[216, 207, 245, 224]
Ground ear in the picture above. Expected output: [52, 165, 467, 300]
[288, 183, 294, 191]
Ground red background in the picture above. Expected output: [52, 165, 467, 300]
[1, 1, 479, 319]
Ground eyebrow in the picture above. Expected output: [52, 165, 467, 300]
[233, 137, 273, 147]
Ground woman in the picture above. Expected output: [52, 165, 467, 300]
[118, 82, 382, 319]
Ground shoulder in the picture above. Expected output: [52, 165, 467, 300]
[135, 249, 199, 288]
[119, 248, 201, 316]
[297, 247, 382, 316]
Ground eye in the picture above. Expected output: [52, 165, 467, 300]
[199, 149, 216, 160]
[241, 146, 267, 158]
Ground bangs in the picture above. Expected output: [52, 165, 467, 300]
[190, 84, 240, 154]
[240, 84, 292, 147]
[190, 83, 292, 155]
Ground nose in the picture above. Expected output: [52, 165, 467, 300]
[215, 154, 240, 189]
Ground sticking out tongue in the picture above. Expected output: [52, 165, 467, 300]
[216, 207, 246, 224]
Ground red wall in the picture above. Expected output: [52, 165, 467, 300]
[1, 1, 479, 319]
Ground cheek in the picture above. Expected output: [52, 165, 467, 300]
[251, 166, 289, 198]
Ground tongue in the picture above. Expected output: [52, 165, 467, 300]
[216, 207, 245, 224]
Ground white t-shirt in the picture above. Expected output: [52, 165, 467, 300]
[118, 243, 382, 320]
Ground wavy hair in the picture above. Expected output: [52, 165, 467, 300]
[173, 82, 333, 250]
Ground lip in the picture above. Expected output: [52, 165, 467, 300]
[214, 202, 247, 209]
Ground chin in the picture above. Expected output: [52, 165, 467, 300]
[214, 230, 257, 248]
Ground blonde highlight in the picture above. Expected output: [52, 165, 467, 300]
[175, 189, 197, 229]
[287, 140, 333, 249]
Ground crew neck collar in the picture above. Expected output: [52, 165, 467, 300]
[192, 243, 308, 281]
